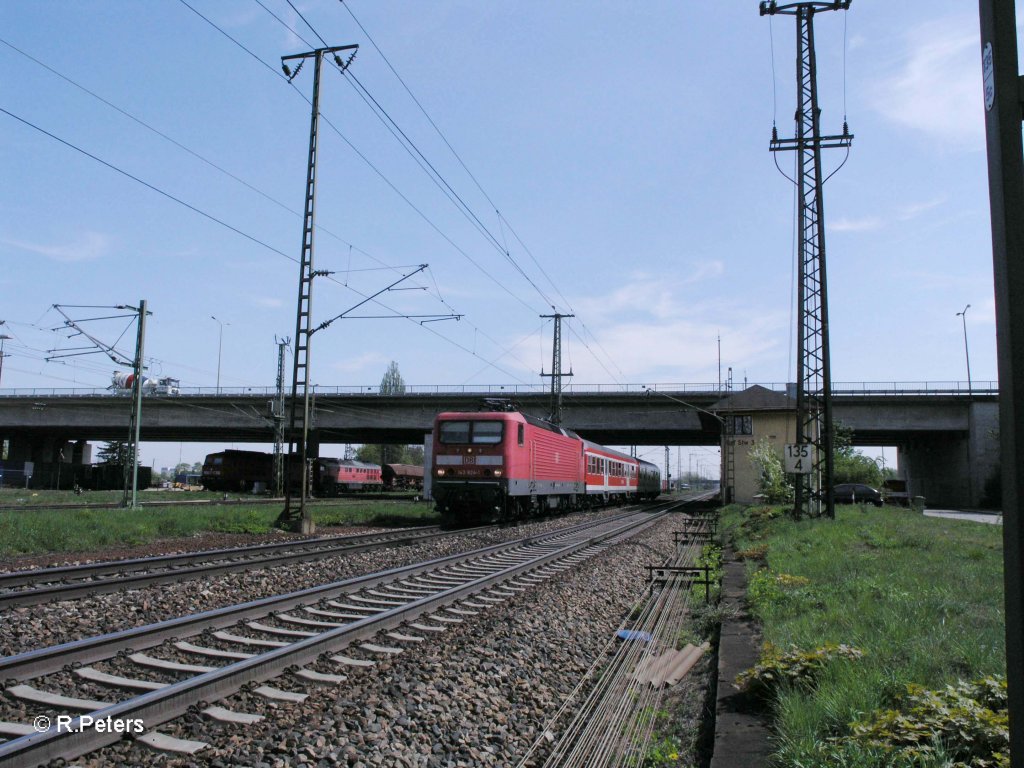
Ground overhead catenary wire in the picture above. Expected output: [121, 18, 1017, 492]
[335, 0, 567, 309]
[4, 3, 623, 391]
[183, 0, 625, 388]
[247, 1, 553, 319]
[0, 32, 447, 307]
[266, 0, 630, 385]
[0, 106, 528, 386]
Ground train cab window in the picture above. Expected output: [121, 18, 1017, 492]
[518, 424, 524, 446]
[440, 420, 504, 444]
[439, 421, 471, 444]
[472, 421, 504, 444]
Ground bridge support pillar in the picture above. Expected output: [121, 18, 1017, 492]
[899, 401, 1000, 509]
[72, 440, 91, 465]
[3, 434, 73, 464]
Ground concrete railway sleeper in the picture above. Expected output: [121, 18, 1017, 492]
[0, 504, 684, 767]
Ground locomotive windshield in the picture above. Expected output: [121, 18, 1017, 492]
[439, 420, 504, 445]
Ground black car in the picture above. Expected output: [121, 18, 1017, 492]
[832, 483, 883, 507]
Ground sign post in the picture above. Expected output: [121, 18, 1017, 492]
[784, 444, 813, 475]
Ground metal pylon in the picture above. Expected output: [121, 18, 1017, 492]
[273, 337, 289, 497]
[276, 44, 357, 532]
[540, 313, 574, 425]
[762, 0, 852, 519]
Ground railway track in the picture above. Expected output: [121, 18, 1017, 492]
[0, 493, 420, 512]
[0, 502, 681, 767]
[0, 525, 479, 610]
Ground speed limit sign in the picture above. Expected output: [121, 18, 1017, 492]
[784, 444, 813, 474]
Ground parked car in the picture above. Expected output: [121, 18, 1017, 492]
[833, 483, 883, 507]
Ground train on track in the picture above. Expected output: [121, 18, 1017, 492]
[431, 409, 661, 525]
[200, 450, 423, 495]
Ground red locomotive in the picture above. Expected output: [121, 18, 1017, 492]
[201, 451, 387, 495]
[201, 449, 273, 492]
[431, 410, 661, 524]
[317, 459, 383, 495]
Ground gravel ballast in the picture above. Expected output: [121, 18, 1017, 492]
[66, 515, 688, 768]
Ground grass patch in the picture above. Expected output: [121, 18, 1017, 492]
[0, 500, 439, 559]
[719, 504, 1005, 766]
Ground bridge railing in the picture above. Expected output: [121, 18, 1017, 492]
[0, 381, 998, 398]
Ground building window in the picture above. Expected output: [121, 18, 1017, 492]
[726, 415, 753, 436]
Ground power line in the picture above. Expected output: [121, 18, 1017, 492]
[243, 2, 548, 318]
[0, 106, 297, 263]
[330, 2, 626, 384]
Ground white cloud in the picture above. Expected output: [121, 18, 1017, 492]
[831, 216, 884, 233]
[868, 17, 983, 149]
[253, 296, 283, 309]
[3, 231, 111, 262]
[329, 351, 389, 374]
[573, 266, 725, 322]
[831, 198, 945, 235]
[539, 274, 793, 384]
[895, 198, 946, 221]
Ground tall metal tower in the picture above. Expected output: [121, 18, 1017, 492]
[122, 300, 148, 509]
[540, 313, 574, 425]
[272, 337, 289, 497]
[276, 44, 357, 533]
[761, 0, 852, 519]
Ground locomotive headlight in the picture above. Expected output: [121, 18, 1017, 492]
[493, 469, 502, 477]
[436, 468, 446, 477]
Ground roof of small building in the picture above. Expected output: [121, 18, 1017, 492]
[710, 384, 795, 413]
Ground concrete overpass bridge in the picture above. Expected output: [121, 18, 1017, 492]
[0, 381, 999, 507]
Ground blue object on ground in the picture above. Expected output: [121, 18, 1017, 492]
[616, 629, 654, 642]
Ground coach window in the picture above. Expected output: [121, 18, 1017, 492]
[439, 421, 470, 444]
[518, 424, 524, 446]
[472, 421, 504, 444]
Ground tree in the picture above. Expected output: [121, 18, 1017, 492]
[355, 443, 424, 466]
[380, 361, 406, 395]
[405, 445, 424, 466]
[373, 361, 408, 464]
[832, 422, 884, 486]
[97, 440, 134, 467]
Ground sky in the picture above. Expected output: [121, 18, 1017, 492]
[0, 1, 1007, 472]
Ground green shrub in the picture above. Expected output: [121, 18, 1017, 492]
[821, 676, 1008, 767]
[735, 543, 769, 561]
[749, 439, 794, 504]
[735, 642, 865, 701]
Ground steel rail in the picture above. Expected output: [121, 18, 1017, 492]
[0, 507, 675, 768]
[0, 494, 420, 512]
[0, 506, 665, 682]
[0, 524, 443, 588]
[0, 525, 481, 609]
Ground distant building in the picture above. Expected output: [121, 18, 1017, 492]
[711, 386, 797, 505]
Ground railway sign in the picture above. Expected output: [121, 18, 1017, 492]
[784, 444, 813, 474]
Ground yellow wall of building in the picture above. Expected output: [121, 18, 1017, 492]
[725, 411, 795, 504]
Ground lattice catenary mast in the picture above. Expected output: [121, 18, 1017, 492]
[761, 0, 853, 519]
[275, 44, 358, 533]
[540, 313, 574, 425]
